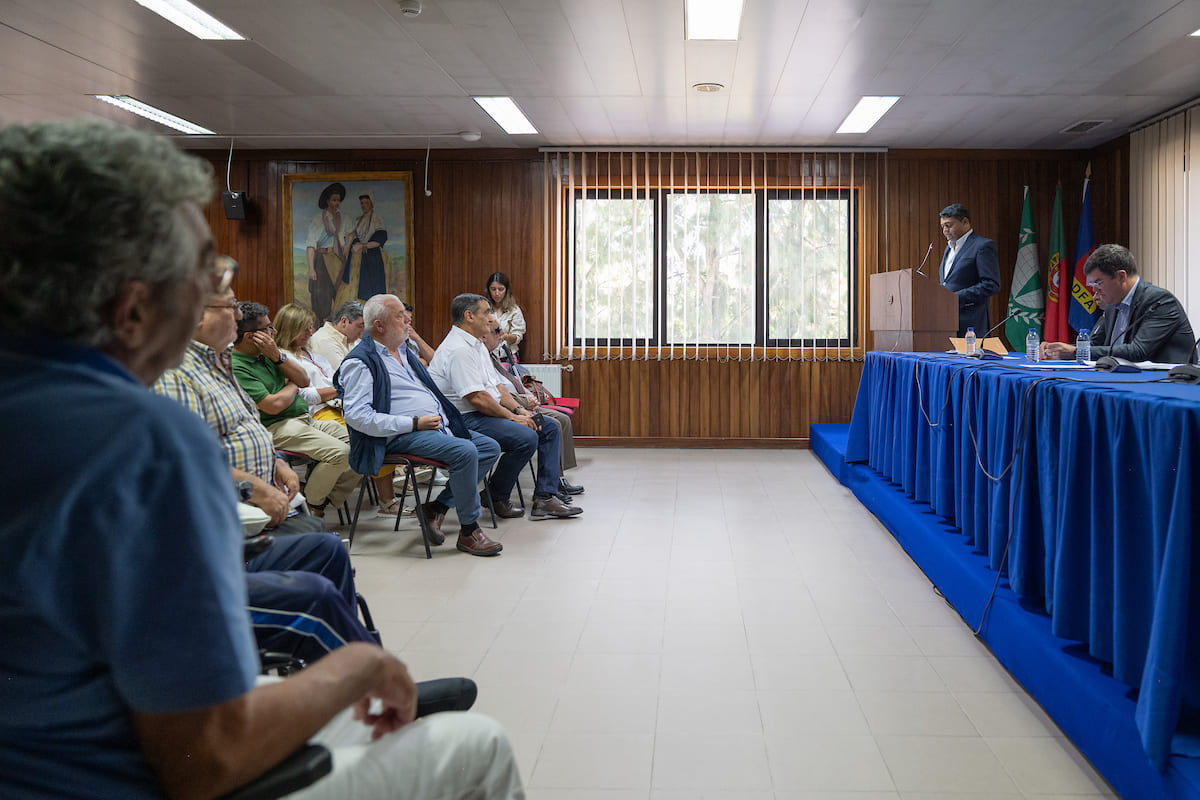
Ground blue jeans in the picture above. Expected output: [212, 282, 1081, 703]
[383, 429, 499, 526]
[463, 412, 560, 500]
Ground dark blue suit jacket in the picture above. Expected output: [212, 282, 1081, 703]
[940, 232, 1000, 336]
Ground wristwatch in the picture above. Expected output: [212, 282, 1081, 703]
[273, 351, 288, 365]
[235, 480, 254, 502]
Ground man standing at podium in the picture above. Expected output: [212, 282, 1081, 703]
[938, 203, 1000, 337]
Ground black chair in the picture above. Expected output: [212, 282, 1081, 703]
[216, 744, 332, 800]
[346, 454, 497, 556]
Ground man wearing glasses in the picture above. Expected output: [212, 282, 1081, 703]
[1040, 244, 1196, 364]
[232, 301, 359, 516]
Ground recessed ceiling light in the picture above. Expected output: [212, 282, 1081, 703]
[473, 97, 538, 135]
[133, 0, 244, 40]
[836, 96, 900, 134]
[686, 0, 744, 40]
[94, 95, 215, 135]
[692, 82, 725, 93]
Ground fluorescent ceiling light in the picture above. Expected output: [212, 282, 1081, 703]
[94, 95, 215, 135]
[687, 0, 744, 40]
[134, 0, 244, 40]
[836, 96, 900, 134]
[1191, 27, 1200, 36]
[473, 97, 538, 135]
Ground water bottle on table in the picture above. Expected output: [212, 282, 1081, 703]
[1076, 329, 1091, 364]
[1026, 328, 1040, 363]
[965, 327, 976, 356]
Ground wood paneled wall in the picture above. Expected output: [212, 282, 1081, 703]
[879, 143, 1129, 349]
[192, 139, 1127, 445]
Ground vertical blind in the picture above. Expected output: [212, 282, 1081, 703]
[541, 149, 886, 362]
[1130, 106, 1199, 334]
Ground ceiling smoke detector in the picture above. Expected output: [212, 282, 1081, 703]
[395, 0, 421, 18]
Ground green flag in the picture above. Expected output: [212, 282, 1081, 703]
[1005, 186, 1043, 349]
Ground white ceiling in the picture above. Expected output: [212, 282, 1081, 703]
[1, 0, 1198, 150]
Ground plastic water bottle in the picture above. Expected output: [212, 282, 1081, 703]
[965, 327, 976, 356]
[1076, 329, 1091, 364]
[1026, 328, 1040, 363]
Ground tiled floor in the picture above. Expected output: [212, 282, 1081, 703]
[346, 448, 1119, 800]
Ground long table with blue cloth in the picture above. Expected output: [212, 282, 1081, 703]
[845, 349, 1200, 770]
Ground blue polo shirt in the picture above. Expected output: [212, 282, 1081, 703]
[0, 336, 258, 799]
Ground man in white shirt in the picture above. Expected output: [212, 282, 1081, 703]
[429, 294, 582, 521]
[309, 300, 365, 370]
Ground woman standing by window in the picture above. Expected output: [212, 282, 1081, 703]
[487, 271, 526, 362]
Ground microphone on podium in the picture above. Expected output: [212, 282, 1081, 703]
[914, 242, 934, 276]
[966, 310, 1019, 359]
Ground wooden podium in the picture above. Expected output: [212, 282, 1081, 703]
[869, 268, 959, 351]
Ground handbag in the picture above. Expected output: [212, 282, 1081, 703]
[521, 373, 555, 405]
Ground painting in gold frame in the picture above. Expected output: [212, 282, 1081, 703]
[282, 171, 414, 323]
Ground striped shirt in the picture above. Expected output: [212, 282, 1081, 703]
[154, 340, 277, 482]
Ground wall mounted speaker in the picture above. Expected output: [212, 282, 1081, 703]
[222, 190, 247, 220]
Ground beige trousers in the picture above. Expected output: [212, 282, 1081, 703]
[268, 416, 360, 507]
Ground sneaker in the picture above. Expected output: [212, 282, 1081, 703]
[418, 502, 446, 546]
[530, 494, 584, 520]
[457, 528, 503, 556]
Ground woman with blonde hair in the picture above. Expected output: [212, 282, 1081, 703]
[275, 302, 402, 516]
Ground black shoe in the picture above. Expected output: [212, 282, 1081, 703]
[558, 477, 584, 495]
[557, 491, 574, 504]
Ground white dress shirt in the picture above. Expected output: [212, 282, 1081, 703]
[942, 229, 973, 281]
[429, 325, 502, 414]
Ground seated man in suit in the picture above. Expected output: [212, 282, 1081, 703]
[430, 294, 583, 521]
[339, 294, 505, 556]
[1040, 244, 1197, 363]
[938, 203, 1001, 336]
[233, 302, 360, 517]
[0, 120, 523, 800]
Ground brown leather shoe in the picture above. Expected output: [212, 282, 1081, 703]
[419, 502, 446, 546]
[483, 491, 524, 519]
[530, 494, 584, 520]
[457, 527, 503, 556]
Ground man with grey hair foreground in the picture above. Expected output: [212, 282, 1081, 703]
[0, 121, 524, 800]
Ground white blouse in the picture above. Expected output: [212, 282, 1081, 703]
[493, 305, 526, 358]
[291, 348, 336, 414]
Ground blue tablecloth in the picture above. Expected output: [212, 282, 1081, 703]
[846, 351, 1200, 769]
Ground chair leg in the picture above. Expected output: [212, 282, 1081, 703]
[355, 592, 381, 645]
[480, 474, 498, 528]
[393, 465, 414, 532]
[406, 463, 433, 559]
[345, 474, 371, 550]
